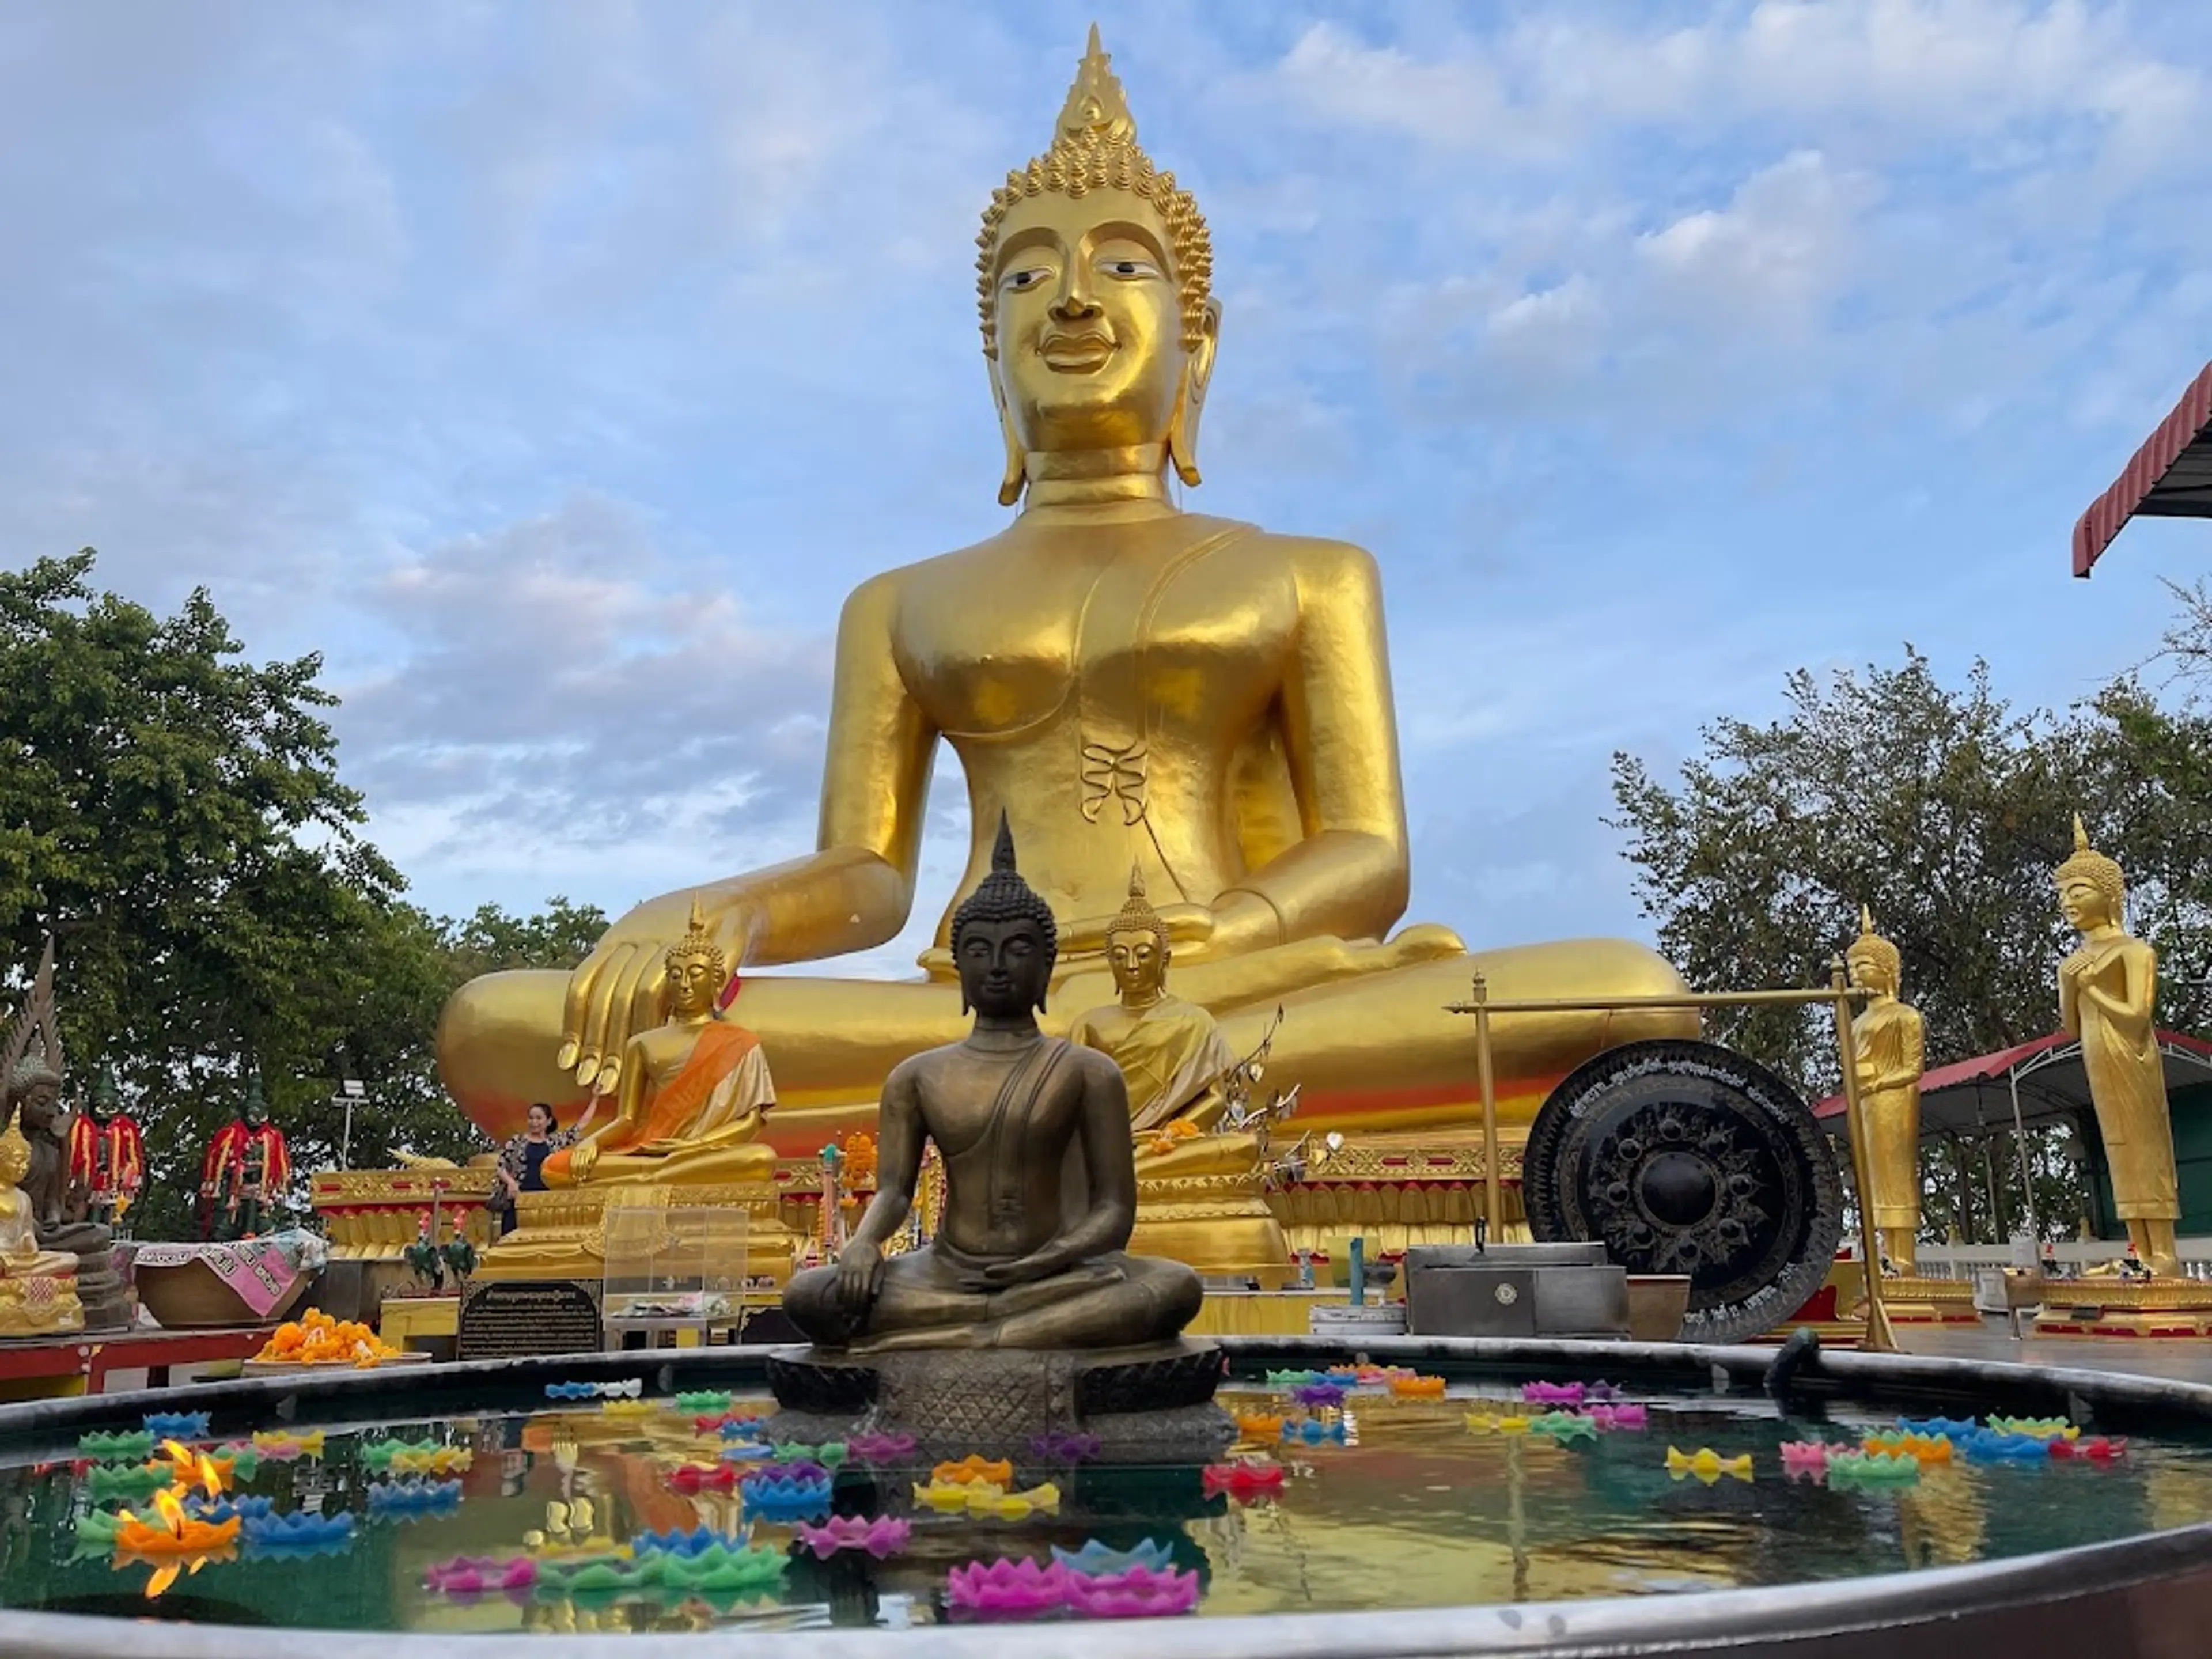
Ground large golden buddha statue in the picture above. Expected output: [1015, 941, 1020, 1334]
[2056, 816, 2179, 1277]
[435, 28, 1694, 1158]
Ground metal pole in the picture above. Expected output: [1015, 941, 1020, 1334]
[1828, 956, 1897, 1352]
[340, 1095, 354, 1172]
[1446, 987, 1873, 1015]
[2005, 1068, 2039, 1241]
[1471, 968, 1503, 1245]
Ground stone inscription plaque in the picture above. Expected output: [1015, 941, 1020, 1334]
[458, 1278, 603, 1361]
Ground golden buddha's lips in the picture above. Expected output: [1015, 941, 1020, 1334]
[1040, 334, 1114, 370]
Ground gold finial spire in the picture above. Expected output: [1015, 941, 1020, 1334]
[1057, 24, 1136, 145]
[1848, 902, 1900, 984]
[1108, 861, 1168, 942]
[665, 896, 728, 979]
[1859, 903, 1875, 937]
[2055, 810, 2126, 915]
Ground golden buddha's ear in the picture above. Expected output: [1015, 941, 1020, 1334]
[1168, 297, 1221, 489]
[990, 369, 1027, 507]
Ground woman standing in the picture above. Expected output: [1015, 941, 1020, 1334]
[493, 1101, 596, 1234]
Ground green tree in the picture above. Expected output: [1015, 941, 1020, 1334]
[0, 548, 605, 1237]
[1608, 640, 2212, 1243]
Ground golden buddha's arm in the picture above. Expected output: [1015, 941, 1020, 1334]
[559, 574, 935, 1088]
[2078, 942, 2157, 1036]
[2058, 957, 2082, 1035]
[1874, 1010, 1926, 1094]
[1206, 542, 1411, 954]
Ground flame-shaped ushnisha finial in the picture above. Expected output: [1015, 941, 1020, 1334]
[950, 813, 1060, 984]
[991, 810, 1017, 875]
[1056, 23, 1137, 145]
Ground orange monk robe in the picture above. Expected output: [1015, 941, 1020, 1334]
[542, 1021, 774, 1185]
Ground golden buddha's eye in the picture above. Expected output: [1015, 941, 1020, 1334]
[1099, 256, 1160, 281]
[1001, 265, 1052, 294]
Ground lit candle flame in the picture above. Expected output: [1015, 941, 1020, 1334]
[145, 1564, 179, 1600]
[151, 1486, 187, 1536]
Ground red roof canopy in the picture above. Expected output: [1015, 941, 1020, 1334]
[1814, 1028, 2212, 1134]
[2074, 362, 2212, 577]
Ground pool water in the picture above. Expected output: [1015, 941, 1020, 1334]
[6, 1381, 2211, 1633]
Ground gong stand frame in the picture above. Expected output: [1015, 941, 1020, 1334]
[1448, 963, 1894, 1353]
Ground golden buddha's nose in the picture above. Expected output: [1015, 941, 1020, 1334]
[1051, 263, 1100, 320]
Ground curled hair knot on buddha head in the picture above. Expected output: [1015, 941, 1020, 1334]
[950, 814, 1060, 1012]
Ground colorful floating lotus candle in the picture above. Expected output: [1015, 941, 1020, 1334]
[1282, 1417, 1348, 1445]
[78, 1430, 154, 1460]
[1665, 1446, 1752, 1483]
[668, 1463, 739, 1495]
[1531, 1411, 1597, 1444]
[1464, 1413, 1533, 1436]
[1589, 1403, 1649, 1431]
[1827, 1449, 1921, 1487]
[388, 1445, 473, 1477]
[718, 1416, 770, 1441]
[739, 1471, 833, 1519]
[76, 1508, 130, 1547]
[772, 1440, 850, 1468]
[88, 1463, 169, 1503]
[914, 1479, 980, 1512]
[361, 1437, 444, 1472]
[1780, 1441, 1836, 1472]
[967, 1482, 1061, 1520]
[425, 1554, 539, 1596]
[366, 1478, 462, 1516]
[249, 1429, 325, 1461]
[1236, 1411, 1287, 1440]
[1202, 1458, 1286, 1497]
[655, 1543, 787, 1594]
[1389, 1375, 1447, 1399]
[114, 1487, 243, 1556]
[1897, 1415, 1979, 1439]
[1064, 1563, 1201, 1619]
[719, 1441, 776, 1463]
[673, 1390, 734, 1414]
[1053, 1538, 1176, 1578]
[599, 1397, 656, 1419]
[185, 1494, 274, 1522]
[544, 1377, 642, 1400]
[933, 1455, 1015, 1487]
[795, 1514, 912, 1559]
[1863, 1431, 1952, 1464]
[1289, 1382, 1347, 1408]
[1522, 1381, 1586, 1406]
[1956, 1429, 2051, 1464]
[634, 1524, 739, 1558]
[849, 1431, 916, 1464]
[1263, 1369, 1326, 1387]
[143, 1412, 210, 1440]
[1032, 1430, 1101, 1461]
[1588, 1381, 1625, 1402]
[241, 1509, 355, 1547]
[2050, 1435, 2128, 1462]
[947, 1557, 1070, 1620]
[1988, 1415, 2078, 1440]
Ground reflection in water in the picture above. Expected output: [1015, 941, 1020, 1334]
[2, 1385, 2210, 1632]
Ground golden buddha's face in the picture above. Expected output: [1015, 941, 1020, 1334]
[1846, 948, 1894, 998]
[0, 1139, 23, 1188]
[2059, 877, 2112, 932]
[1106, 926, 1168, 1002]
[990, 188, 1204, 454]
[665, 950, 722, 1018]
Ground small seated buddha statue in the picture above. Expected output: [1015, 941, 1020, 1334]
[435, 27, 1695, 1157]
[0, 1106, 84, 1335]
[544, 902, 777, 1189]
[782, 820, 1204, 1352]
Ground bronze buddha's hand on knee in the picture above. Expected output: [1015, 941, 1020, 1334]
[557, 892, 750, 1091]
[837, 1240, 885, 1313]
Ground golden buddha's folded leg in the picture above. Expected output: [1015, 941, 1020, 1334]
[437, 969, 969, 1144]
[1206, 939, 1698, 1138]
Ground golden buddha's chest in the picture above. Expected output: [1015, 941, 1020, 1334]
[895, 524, 1296, 742]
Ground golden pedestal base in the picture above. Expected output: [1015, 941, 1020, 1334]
[2034, 1276, 2212, 1338]
[1131, 1171, 1293, 1289]
[1869, 1276, 1984, 1327]
[0, 1275, 82, 1336]
[310, 1168, 500, 1259]
[473, 1182, 798, 1286]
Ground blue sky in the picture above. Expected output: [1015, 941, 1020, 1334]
[3, 1, 2209, 978]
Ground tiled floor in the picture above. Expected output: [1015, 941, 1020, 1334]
[1900, 1322, 2212, 1385]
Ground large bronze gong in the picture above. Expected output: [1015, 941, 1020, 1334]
[1522, 1039, 1844, 1344]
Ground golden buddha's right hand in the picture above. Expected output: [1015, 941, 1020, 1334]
[558, 891, 748, 1091]
[836, 1240, 883, 1313]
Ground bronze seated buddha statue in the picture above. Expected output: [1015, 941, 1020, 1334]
[782, 819, 1203, 1353]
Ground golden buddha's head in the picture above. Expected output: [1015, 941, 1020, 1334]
[1846, 906, 1901, 999]
[664, 899, 728, 1019]
[977, 26, 1218, 504]
[2055, 813, 2126, 933]
[1105, 863, 1170, 1005]
[0, 1109, 26, 1190]
[950, 815, 1059, 1016]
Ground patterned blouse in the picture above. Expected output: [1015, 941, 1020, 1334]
[493, 1127, 577, 1205]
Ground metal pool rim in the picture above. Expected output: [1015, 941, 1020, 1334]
[3, 1334, 2211, 1658]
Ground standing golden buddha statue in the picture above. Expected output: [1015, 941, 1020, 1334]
[1846, 908, 1926, 1273]
[434, 27, 1694, 1168]
[2056, 815, 2179, 1277]
[1070, 866, 1293, 1283]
